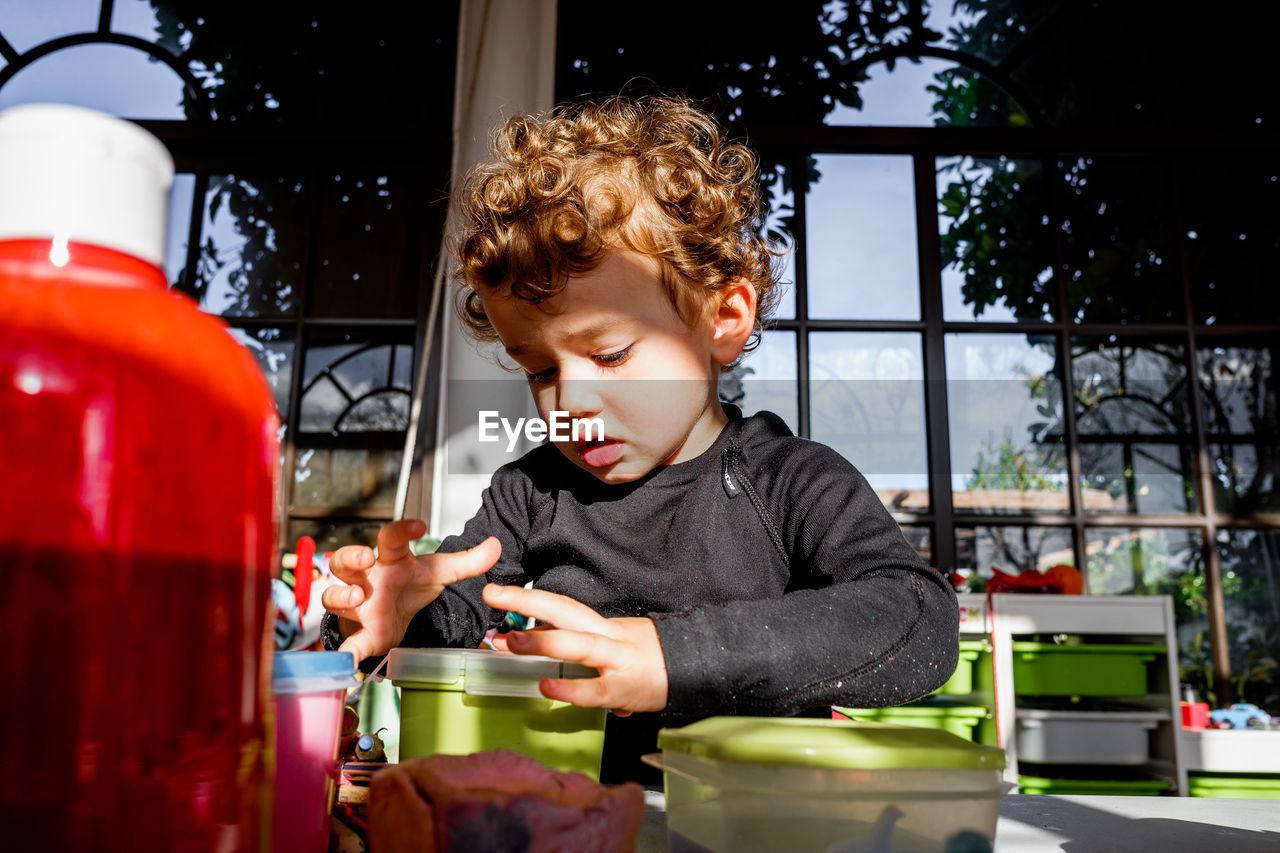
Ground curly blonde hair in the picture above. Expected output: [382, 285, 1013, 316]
[451, 93, 781, 359]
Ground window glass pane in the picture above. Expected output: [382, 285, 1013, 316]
[1059, 157, 1182, 324]
[937, 156, 1055, 322]
[193, 174, 310, 317]
[286, 519, 385, 552]
[1183, 157, 1280, 325]
[900, 524, 932, 565]
[1216, 530, 1280, 715]
[293, 447, 401, 510]
[806, 155, 919, 320]
[309, 172, 416, 318]
[0, 43, 187, 118]
[165, 173, 195, 289]
[946, 333, 1067, 513]
[761, 157, 796, 320]
[810, 332, 928, 511]
[1080, 442, 1197, 515]
[1197, 341, 1278, 437]
[0, 0, 98, 54]
[112, 0, 179, 54]
[150, 5, 458, 121]
[1073, 338, 1196, 514]
[1211, 443, 1280, 515]
[956, 525, 1074, 575]
[299, 331, 413, 434]
[826, 56, 1029, 128]
[1085, 527, 1203, 596]
[227, 327, 294, 422]
[722, 330, 797, 435]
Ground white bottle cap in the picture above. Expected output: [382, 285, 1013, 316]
[0, 103, 174, 267]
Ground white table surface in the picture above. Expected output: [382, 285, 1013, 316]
[637, 793, 1280, 852]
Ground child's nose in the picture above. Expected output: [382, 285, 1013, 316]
[555, 377, 603, 418]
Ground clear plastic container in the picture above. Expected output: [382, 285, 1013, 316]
[388, 647, 607, 779]
[646, 717, 1006, 853]
[272, 652, 358, 853]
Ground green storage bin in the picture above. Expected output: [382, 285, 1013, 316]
[1018, 771, 1172, 796]
[835, 703, 990, 742]
[934, 639, 991, 696]
[1188, 772, 1280, 799]
[389, 647, 607, 779]
[1012, 642, 1164, 697]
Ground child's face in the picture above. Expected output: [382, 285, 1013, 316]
[482, 250, 728, 484]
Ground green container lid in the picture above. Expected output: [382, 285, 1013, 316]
[1018, 773, 1171, 794]
[958, 639, 991, 654]
[1011, 642, 1164, 657]
[387, 647, 597, 698]
[1189, 773, 1280, 791]
[657, 716, 1005, 771]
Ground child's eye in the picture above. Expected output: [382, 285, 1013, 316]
[525, 366, 557, 385]
[593, 346, 632, 368]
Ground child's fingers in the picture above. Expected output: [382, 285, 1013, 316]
[482, 583, 603, 633]
[506, 626, 613, 669]
[430, 537, 501, 585]
[337, 630, 377, 668]
[374, 518, 428, 563]
[320, 583, 366, 613]
[539, 675, 615, 709]
[327, 544, 375, 584]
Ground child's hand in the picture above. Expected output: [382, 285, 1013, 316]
[481, 583, 669, 716]
[320, 520, 501, 665]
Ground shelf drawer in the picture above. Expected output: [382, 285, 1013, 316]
[835, 704, 990, 742]
[1012, 642, 1164, 697]
[934, 639, 991, 696]
[1016, 715, 1158, 765]
[1188, 772, 1280, 799]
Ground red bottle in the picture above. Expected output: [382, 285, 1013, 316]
[0, 105, 279, 850]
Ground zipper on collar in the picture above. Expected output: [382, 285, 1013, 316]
[720, 449, 742, 498]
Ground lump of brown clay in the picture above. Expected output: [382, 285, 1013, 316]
[368, 749, 645, 853]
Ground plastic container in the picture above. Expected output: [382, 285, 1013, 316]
[0, 105, 279, 850]
[646, 717, 1006, 853]
[1015, 710, 1161, 765]
[934, 639, 991, 696]
[1017, 768, 1172, 796]
[1012, 642, 1164, 697]
[834, 703, 990, 742]
[272, 652, 358, 853]
[388, 647, 607, 779]
[1188, 772, 1280, 799]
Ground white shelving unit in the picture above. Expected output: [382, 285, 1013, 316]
[955, 593, 1186, 795]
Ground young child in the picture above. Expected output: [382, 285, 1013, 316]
[321, 93, 959, 783]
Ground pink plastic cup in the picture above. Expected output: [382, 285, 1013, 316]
[272, 651, 356, 853]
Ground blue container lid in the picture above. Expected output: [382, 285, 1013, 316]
[272, 650, 357, 694]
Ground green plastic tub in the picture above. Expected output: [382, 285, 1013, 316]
[835, 703, 990, 742]
[934, 639, 992, 696]
[1018, 771, 1172, 796]
[647, 717, 1006, 853]
[1188, 772, 1280, 799]
[1012, 642, 1164, 697]
[388, 647, 607, 779]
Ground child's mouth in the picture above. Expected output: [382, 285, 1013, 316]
[577, 437, 624, 468]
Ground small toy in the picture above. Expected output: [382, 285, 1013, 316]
[354, 729, 388, 762]
[1209, 703, 1272, 729]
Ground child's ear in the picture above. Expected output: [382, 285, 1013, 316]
[710, 278, 758, 366]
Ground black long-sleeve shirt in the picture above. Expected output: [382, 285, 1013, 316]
[398, 406, 959, 782]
